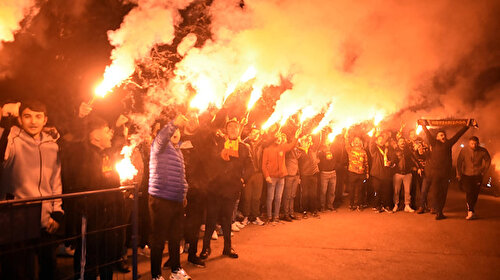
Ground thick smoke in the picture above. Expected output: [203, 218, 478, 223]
[169, 0, 499, 131]
[0, 0, 38, 46]
[0, 0, 499, 169]
[96, 0, 193, 95]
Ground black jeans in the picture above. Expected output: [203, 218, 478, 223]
[0, 229, 57, 280]
[184, 188, 206, 257]
[371, 176, 392, 208]
[461, 175, 482, 212]
[149, 195, 184, 277]
[419, 176, 430, 209]
[74, 197, 122, 280]
[428, 172, 450, 214]
[203, 192, 237, 252]
[349, 172, 366, 207]
[241, 172, 263, 220]
[300, 174, 318, 213]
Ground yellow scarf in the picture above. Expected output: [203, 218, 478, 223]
[221, 139, 239, 161]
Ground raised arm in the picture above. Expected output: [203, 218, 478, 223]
[418, 120, 436, 145]
[456, 148, 465, 178]
[449, 125, 470, 146]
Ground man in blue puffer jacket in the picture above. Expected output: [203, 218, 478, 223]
[148, 114, 191, 280]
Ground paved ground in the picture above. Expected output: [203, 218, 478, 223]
[79, 186, 500, 280]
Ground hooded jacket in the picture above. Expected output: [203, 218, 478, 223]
[148, 121, 188, 202]
[262, 140, 297, 178]
[1, 126, 63, 228]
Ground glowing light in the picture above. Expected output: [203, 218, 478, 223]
[247, 85, 263, 111]
[94, 59, 134, 98]
[416, 124, 423, 135]
[240, 66, 257, 83]
[189, 75, 218, 113]
[327, 132, 337, 143]
[373, 111, 385, 126]
[367, 128, 375, 137]
[299, 106, 316, 124]
[115, 146, 138, 183]
[312, 103, 335, 134]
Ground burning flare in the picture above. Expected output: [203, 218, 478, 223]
[115, 146, 138, 183]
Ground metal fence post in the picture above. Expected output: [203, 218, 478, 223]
[132, 184, 139, 280]
[80, 214, 87, 280]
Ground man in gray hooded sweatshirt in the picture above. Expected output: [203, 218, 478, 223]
[1, 100, 63, 280]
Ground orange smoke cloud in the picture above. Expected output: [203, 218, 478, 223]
[0, 0, 38, 47]
[95, 0, 194, 97]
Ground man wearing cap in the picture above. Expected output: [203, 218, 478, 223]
[456, 136, 491, 220]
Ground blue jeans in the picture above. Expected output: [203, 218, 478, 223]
[393, 173, 412, 206]
[319, 171, 337, 209]
[283, 175, 300, 216]
[266, 177, 285, 219]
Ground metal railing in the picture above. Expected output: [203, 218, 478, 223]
[0, 184, 140, 280]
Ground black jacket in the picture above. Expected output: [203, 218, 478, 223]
[423, 125, 469, 176]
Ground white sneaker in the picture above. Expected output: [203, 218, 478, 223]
[392, 205, 399, 212]
[211, 230, 218, 240]
[235, 221, 245, 229]
[200, 224, 205, 232]
[153, 276, 165, 280]
[404, 205, 415, 213]
[242, 217, 249, 226]
[170, 268, 191, 280]
[466, 211, 475, 220]
[252, 217, 265, 226]
[231, 222, 240, 232]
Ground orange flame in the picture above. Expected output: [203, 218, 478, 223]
[115, 146, 138, 183]
[416, 124, 423, 135]
[373, 111, 385, 126]
[367, 128, 375, 137]
[299, 106, 316, 124]
[312, 103, 335, 134]
[94, 61, 133, 98]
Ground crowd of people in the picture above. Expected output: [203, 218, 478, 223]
[0, 100, 492, 280]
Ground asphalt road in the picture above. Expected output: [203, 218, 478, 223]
[128, 186, 500, 280]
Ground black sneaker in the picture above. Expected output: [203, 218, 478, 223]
[303, 213, 309, 219]
[162, 258, 172, 269]
[188, 255, 206, 268]
[222, 247, 239, 258]
[115, 261, 130, 273]
[435, 213, 447, 220]
[290, 214, 299, 220]
[283, 215, 293, 222]
[312, 212, 320, 218]
[199, 248, 210, 260]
